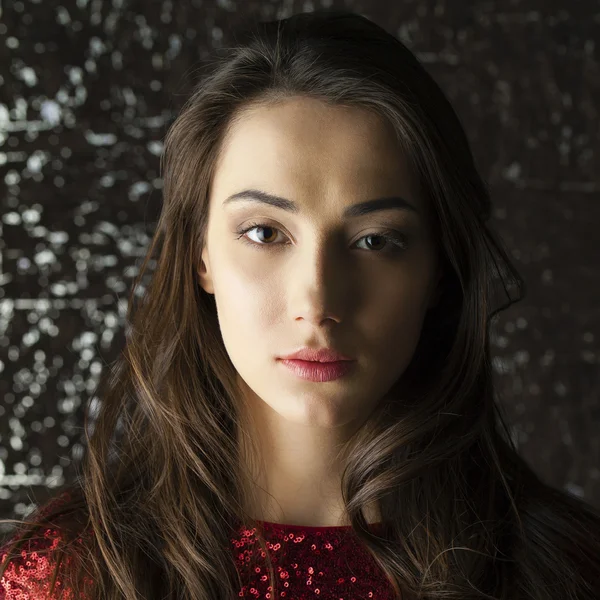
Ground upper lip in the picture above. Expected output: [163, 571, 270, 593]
[278, 347, 354, 362]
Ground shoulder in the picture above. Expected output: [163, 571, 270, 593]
[0, 527, 66, 599]
[0, 517, 94, 600]
[0, 490, 96, 599]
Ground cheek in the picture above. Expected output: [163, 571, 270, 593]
[211, 254, 282, 351]
[361, 271, 433, 364]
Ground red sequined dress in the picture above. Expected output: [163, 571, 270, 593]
[0, 519, 397, 599]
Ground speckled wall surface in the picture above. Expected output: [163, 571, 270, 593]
[0, 0, 598, 526]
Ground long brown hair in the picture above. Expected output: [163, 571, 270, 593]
[2, 9, 599, 599]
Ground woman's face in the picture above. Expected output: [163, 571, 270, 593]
[198, 96, 441, 429]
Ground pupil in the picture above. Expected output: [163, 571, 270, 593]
[259, 226, 276, 242]
[367, 235, 385, 250]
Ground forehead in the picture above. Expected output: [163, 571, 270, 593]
[212, 96, 418, 201]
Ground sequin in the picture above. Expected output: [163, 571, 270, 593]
[0, 520, 397, 599]
[0, 527, 82, 600]
[232, 520, 397, 599]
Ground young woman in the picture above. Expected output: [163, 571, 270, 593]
[1, 9, 599, 600]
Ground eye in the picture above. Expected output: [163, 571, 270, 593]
[234, 221, 408, 255]
[237, 222, 283, 246]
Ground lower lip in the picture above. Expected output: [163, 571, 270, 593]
[278, 359, 356, 382]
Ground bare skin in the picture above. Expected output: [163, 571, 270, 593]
[197, 96, 441, 527]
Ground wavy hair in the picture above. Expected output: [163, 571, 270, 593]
[2, 9, 600, 600]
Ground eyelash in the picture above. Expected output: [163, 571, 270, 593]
[234, 221, 408, 255]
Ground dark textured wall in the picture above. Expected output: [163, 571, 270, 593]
[0, 0, 598, 526]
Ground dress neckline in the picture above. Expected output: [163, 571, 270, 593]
[255, 519, 383, 531]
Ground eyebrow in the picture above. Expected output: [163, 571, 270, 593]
[223, 188, 419, 218]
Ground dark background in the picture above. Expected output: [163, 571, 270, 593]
[0, 0, 598, 528]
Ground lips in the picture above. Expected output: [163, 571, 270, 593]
[278, 358, 356, 382]
[278, 347, 354, 363]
